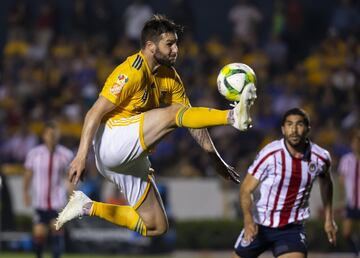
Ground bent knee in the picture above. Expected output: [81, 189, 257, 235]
[147, 223, 168, 237]
[163, 103, 184, 128]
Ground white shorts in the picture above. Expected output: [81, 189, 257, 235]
[93, 114, 152, 208]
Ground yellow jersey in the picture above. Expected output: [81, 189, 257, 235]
[100, 51, 190, 125]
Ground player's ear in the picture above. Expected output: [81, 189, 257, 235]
[281, 126, 285, 136]
[146, 41, 156, 54]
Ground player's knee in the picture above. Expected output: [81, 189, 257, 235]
[164, 103, 183, 128]
[151, 223, 168, 236]
[145, 220, 169, 236]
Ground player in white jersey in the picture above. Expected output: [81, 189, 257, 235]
[338, 129, 360, 257]
[23, 121, 73, 258]
[233, 108, 337, 258]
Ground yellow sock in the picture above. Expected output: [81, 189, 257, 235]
[90, 202, 147, 236]
[176, 107, 229, 128]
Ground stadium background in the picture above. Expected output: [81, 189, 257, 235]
[0, 0, 359, 257]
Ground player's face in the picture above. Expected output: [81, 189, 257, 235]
[281, 114, 309, 148]
[42, 127, 60, 148]
[154, 32, 178, 67]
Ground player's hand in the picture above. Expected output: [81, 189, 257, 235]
[210, 153, 241, 184]
[243, 219, 258, 243]
[68, 156, 86, 185]
[225, 164, 241, 184]
[324, 220, 337, 246]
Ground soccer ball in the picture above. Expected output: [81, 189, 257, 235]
[217, 63, 256, 102]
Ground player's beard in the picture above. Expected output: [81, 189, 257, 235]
[154, 49, 176, 67]
[286, 134, 305, 148]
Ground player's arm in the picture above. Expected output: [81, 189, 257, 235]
[188, 128, 241, 183]
[69, 96, 116, 185]
[318, 168, 338, 246]
[240, 173, 260, 242]
[23, 168, 33, 207]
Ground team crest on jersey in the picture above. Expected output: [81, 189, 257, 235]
[110, 74, 128, 95]
[308, 161, 318, 175]
[240, 237, 251, 247]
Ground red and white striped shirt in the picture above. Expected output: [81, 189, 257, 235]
[24, 144, 73, 211]
[338, 152, 360, 209]
[249, 139, 331, 228]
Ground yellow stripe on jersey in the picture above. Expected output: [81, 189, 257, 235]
[138, 113, 147, 150]
[133, 175, 152, 210]
[106, 114, 142, 127]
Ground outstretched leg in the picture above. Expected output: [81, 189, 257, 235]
[142, 83, 257, 148]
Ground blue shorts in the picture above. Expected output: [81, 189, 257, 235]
[346, 207, 360, 219]
[234, 223, 307, 258]
[33, 209, 59, 225]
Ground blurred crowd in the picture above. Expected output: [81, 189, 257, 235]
[0, 0, 359, 184]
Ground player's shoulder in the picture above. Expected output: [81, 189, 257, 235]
[255, 140, 283, 161]
[56, 145, 73, 155]
[112, 52, 147, 81]
[260, 139, 283, 154]
[27, 144, 46, 156]
[339, 151, 355, 161]
[310, 141, 331, 162]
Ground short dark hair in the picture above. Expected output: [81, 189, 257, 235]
[281, 108, 310, 127]
[140, 14, 183, 48]
[43, 120, 58, 130]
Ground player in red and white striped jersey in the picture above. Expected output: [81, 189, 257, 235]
[23, 121, 73, 258]
[338, 130, 360, 257]
[233, 108, 337, 258]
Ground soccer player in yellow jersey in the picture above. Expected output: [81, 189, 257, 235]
[55, 14, 257, 236]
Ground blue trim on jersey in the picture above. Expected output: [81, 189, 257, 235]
[132, 55, 143, 70]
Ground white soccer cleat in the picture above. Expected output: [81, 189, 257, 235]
[232, 83, 257, 131]
[55, 191, 92, 230]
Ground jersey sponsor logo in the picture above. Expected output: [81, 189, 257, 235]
[132, 55, 143, 70]
[110, 74, 128, 95]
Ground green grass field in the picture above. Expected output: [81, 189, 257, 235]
[0, 251, 356, 258]
[0, 251, 231, 258]
[0, 251, 235, 258]
[0, 253, 173, 258]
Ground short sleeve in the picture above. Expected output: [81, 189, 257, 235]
[24, 150, 34, 170]
[338, 155, 348, 177]
[248, 148, 271, 181]
[100, 65, 141, 106]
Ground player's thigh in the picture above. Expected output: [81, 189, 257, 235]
[277, 252, 305, 258]
[33, 223, 47, 237]
[143, 104, 182, 148]
[94, 116, 148, 169]
[136, 178, 168, 232]
[271, 224, 307, 258]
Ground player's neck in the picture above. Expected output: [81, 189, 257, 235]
[285, 140, 307, 159]
[45, 143, 56, 152]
